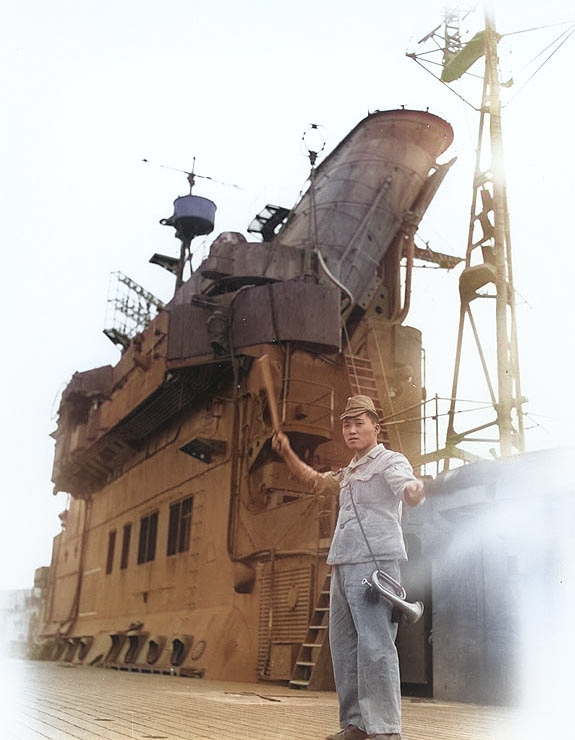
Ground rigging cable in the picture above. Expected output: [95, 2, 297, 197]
[502, 22, 575, 106]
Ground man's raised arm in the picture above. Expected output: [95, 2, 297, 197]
[272, 431, 338, 494]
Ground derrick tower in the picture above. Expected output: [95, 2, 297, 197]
[410, 8, 526, 468]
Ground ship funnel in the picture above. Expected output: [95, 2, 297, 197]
[275, 109, 453, 312]
[160, 195, 216, 241]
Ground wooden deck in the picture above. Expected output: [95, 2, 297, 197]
[0, 659, 518, 740]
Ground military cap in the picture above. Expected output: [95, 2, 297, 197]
[339, 395, 379, 420]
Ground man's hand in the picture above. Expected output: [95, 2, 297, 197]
[272, 430, 291, 457]
[271, 430, 330, 494]
[403, 479, 426, 507]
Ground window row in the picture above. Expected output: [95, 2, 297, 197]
[105, 496, 193, 574]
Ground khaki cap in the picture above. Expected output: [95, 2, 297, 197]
[340, 395, 379, 420]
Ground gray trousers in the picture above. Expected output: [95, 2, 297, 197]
[329, 561, 401, 735]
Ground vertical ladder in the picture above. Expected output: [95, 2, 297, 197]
[343, 353, 389, 445]
[289, 571, 331, 689]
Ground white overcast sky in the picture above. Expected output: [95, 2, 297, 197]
[1, 0, 573, 590]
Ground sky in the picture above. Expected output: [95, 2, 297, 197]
[1, 0, 574, 592]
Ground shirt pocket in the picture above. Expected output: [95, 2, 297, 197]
[349, 470, 385, 506]
[351, 469, 377, 484]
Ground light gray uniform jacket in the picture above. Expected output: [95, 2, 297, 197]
[322, 443, 417, 565]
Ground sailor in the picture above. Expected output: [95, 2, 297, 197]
[272, 394, 425, 740]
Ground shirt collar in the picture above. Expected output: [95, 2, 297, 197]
[350, 442, 384, 466]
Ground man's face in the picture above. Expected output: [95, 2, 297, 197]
[341, 412, 379, 458]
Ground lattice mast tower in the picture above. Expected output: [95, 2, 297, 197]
[412, 7, 526, 467]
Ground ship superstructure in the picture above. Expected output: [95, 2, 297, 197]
[41, 109, 453, 687]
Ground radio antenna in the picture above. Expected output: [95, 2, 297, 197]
[141, 158, 242, 192]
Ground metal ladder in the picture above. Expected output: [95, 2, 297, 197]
[289, 571, 331, 689]
[343, 352, 389, 445]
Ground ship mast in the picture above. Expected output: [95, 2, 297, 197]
[411, 8, 526, 468]
[446, 9, 525, 466]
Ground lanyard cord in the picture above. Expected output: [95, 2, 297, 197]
[349, 484, 388, 607]
[349, 483, 404, 616]
[349, 483, 379, 570]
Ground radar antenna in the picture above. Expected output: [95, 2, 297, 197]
[103, 271, 164, 351]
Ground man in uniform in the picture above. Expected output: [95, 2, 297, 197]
[272, 395, 425, 740]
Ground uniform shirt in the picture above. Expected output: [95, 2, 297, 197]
[316, 443, 417, 565]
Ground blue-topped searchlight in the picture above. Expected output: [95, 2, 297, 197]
[150, 168, 217, 291]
